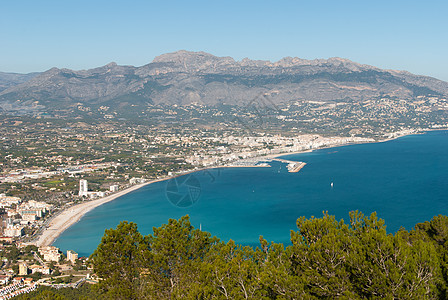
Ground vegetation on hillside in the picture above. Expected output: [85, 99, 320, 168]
[18, 212, 448, 299]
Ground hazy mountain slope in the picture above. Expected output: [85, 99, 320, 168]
[0, 71, 40, 93]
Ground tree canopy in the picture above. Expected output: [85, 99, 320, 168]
[84, 212, 448, 299]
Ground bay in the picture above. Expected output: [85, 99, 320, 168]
[54, 130, 448, 257]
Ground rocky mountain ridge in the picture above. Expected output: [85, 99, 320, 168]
[1, 50, 447, 114]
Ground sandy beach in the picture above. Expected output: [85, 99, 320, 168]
[32, 167, 222, 247]
[33, 180, 160, 247]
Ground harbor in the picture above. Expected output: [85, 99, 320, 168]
[226, 157, 307, 173]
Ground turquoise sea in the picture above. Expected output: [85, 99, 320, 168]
[54, 130, 448, 257]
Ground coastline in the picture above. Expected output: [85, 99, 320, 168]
[32, 129, 439, 248]
[271, 130, 422, 159]
[32, 166, 230, 247]
[33, 180, 160, 247]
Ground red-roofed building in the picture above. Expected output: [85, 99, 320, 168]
[13, 277, 23, 284]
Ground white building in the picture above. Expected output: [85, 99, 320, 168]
[3, 218, 24, 237]
[67, 250, 78, 263]
[18, 200, 51, 220]
[79, 179, 88, 197]
[0, 195, 22, 208]
[19, 263, 28, 276]
[4, 225, 24, 237]
[21, 213, 37, 222]
[130, 177, 146, 185]
[39, 246, 60, 262]
[110, 185, 119, 192]
[78, 179, 108, 198]
[29, 264, 51, 275]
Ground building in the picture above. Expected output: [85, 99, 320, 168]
[0, 237, 14, 243]
[79, 179, 88, 197]
[21, 213, 37, 222]
[12, 277, 23, 284]
[14, 201, 51, 223]
[67, 250, 78, 263]
[4, 217, 24, 237]
[29, 264, 51, 275]
[0, 275, 10, 285]
[0, 195, 21, 208]
[130, 177, 146, 185]
[18, 200, 52, 218]
[38, 246, 60, 262]
[110, 185, 119, 192]
[7, 209, 17, 217]
[79, 179, 106, 198]
[18, 263, 28, 276]
[18, 209, 43, 218]
[4, 221, 24, 237]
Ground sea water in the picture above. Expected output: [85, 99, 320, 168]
[54, 130, 448, 256]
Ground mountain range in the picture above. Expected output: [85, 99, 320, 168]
[1, 50, 447, 114]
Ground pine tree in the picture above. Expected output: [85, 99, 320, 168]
[90, 221, 148, 300]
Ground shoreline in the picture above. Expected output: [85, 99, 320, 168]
[271, 130, 423, 159]
[32, 166, 230, 247]
[33, 180, 161, 247]
[32, 129, 439, 248]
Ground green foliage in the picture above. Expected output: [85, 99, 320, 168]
[90, 221, 147, 300]
[73, 258, 87, 271]
[14, 284, 97, 300]
[2, 244, 20, 262]
[12, 264, 19, 275]
[89, 213, 447, 299]
[144, 215, 220, 299]
[30, 271, 43, 281]
[412, 215, 448, 298]
[16, 290, 67, 300]
[24, 244, 38, 254]
[291, 211, 440, 299]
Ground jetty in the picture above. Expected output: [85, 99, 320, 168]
[272, 158, 307, 173]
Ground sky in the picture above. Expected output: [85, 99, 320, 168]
[1, 0, 447, 81]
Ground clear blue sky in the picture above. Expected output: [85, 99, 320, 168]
[1, 0, 447, 81]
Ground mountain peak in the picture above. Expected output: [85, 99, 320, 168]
[102, 62, 118, 69]
[153, 50, 217, 62]
[151, 50, 235, 72]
